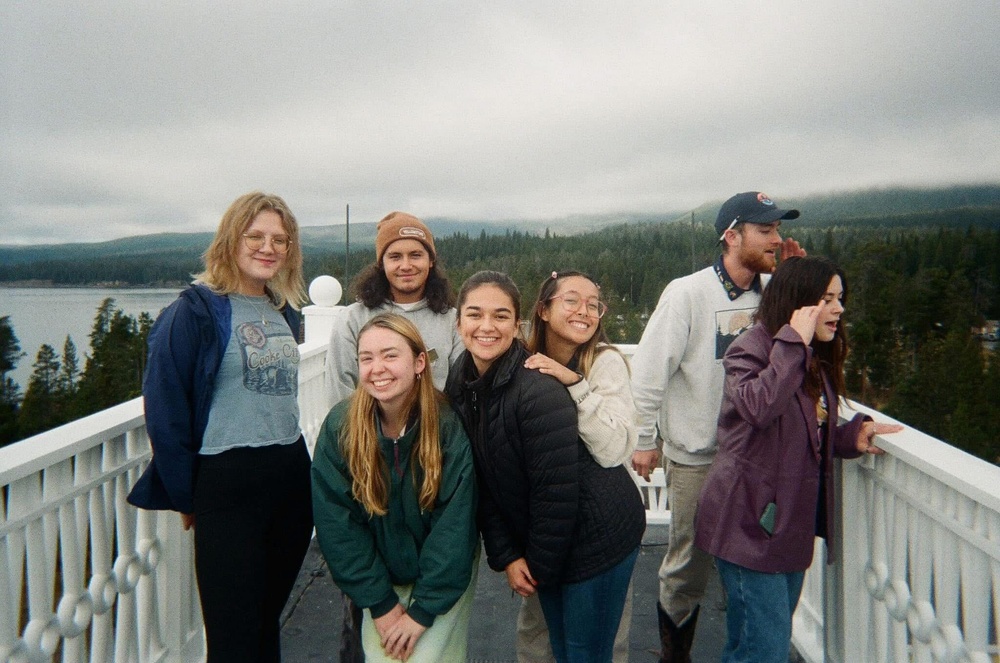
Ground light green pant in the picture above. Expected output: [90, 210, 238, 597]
[361, 555, 479, 663]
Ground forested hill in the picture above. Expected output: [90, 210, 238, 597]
[1, 184, 999, 287]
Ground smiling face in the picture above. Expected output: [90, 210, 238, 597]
[814, 275, 845, 343]
[235, 209, 289, 295]
[458, 284, 519, 375]
[540, 275, 601, 350]
[732, 221, 784, 274]
[382, 238, 433, 304]
[357, 326, 426, 414]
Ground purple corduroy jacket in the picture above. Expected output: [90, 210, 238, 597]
[694, 323, 868, 573]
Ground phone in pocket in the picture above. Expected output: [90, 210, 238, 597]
[759, 502, 777, 536]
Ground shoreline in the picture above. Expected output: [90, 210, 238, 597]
[0, 281, 189, 289]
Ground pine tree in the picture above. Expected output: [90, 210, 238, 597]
[18, 344, 63, 438]
[0, 316, 25, 446]
[75, 299, 147, 416]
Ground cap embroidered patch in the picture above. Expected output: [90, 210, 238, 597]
[757, 193, 774, 205]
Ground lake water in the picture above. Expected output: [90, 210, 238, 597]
[1, 287, 183, 390]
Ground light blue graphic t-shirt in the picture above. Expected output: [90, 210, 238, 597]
[200, 295, 301, 455]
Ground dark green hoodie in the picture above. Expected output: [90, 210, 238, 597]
[312, 400, 478, 627]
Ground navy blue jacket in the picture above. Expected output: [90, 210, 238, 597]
[126, 284, 301, 513]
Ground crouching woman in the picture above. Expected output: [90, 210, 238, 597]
[312, 313, 479, 662]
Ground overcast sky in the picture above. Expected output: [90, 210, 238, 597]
[2, 1, 998, 245]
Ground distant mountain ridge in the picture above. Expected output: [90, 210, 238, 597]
[2, 184, 998, 268]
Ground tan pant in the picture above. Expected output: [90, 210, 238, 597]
[515, 581, 633, 662]
[657, 459, 714, 624]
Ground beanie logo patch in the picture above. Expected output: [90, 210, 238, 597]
[757, 193, 775, 206]
[399, 227, 427, 240]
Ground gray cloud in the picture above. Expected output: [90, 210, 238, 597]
[3, 1, 998, 244]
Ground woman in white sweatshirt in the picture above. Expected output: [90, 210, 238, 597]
[517, 269, 640, 663]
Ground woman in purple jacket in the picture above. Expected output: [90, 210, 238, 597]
[694, 256, 902, 663]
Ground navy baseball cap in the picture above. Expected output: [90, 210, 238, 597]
[715, 192, 800, 241]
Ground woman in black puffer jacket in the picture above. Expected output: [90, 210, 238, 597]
[445, 271, 645, 663]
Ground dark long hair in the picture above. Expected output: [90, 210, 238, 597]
[527, 270, 619, 378]
[755, 256, 848, 400]
[349, 261, 455, 313]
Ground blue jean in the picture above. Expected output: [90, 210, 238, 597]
[715, 557, 805, 663]
[536, 548, 639, 663]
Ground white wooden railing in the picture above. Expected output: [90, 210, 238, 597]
[2, 279, 999, 662]
[790, 401, 1000, 663]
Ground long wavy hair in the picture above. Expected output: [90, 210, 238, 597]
[341, 314, 442, 517]
[193, 191, 307, 309]
[527, 270, 623, 378]
[350, 261, 455, 313]
[754, 256, 849, 400]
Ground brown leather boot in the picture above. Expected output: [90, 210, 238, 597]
[657, 602, 700, 663]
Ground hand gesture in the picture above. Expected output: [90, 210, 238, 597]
[382, 613, 427, 661]
[789, 301, 827, 345]
[631, 449, 660, 481]
[856, 420, 904, 455]
[373, 603, 405, 647]
[180, 513, 195, 531]
[524, 352, 579, 386]
[505, 558, 538, 597]
[780, 237, 806, 260]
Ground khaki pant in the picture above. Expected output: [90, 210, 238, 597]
[657, 459, 714, 624]
[515, 580, 633, 662]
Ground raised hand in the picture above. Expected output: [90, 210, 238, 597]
[789, 301, 827, 345]
[780, 237, 807, 259]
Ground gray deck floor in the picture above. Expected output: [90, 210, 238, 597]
[280, 524, 731, 662]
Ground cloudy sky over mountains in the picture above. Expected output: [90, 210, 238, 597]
[3, 1, 998, 244]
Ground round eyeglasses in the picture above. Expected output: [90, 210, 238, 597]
[242, 232, 291, 254]
[549, 292, 608, 318]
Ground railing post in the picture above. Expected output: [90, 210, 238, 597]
[302, 276, 344, 344]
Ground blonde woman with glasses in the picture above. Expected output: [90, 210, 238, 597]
[312, 314, 479, 662]
[128, 191, 311, 662]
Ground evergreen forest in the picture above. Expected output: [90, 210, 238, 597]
[2, 213, 1000, 466]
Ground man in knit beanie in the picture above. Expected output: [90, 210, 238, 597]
[324, 210, 462, 406]
[324, 211, 464, 662]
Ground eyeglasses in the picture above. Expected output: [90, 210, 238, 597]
[243, 232, 291, 254]
[549, 292, 608, 318]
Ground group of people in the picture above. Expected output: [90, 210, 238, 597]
[127, 190, 901, 663]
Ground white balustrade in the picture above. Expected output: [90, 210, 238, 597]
[3, 282, 999, 662]
[0, 401, 203, 663]
[791, 401, 1000, 663]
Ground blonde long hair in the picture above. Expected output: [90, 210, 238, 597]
[193, 191, 307, 309]
[342, 314, 443, 516]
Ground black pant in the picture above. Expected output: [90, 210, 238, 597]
[193, 438, 313, 663]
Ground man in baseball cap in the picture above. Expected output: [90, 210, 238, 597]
[715, 191, 800, 241]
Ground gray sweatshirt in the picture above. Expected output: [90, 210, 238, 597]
[630, 266, 764, 465]
[323, 299, 464, 409]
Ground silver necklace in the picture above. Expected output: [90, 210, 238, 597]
[233, 294, 273, 326]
